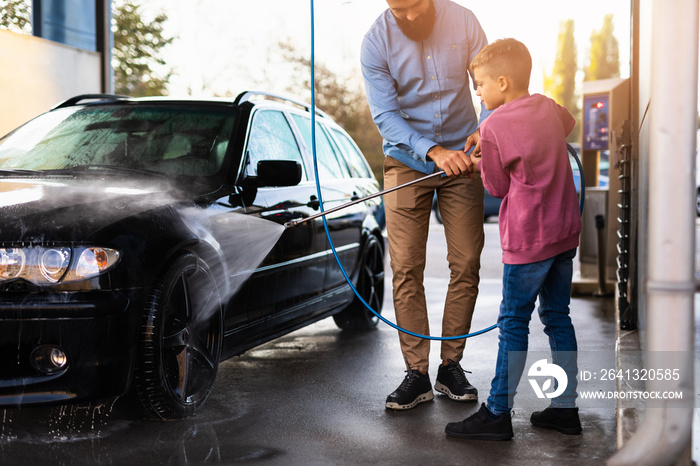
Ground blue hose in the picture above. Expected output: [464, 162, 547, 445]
[308, 1, 584, 341]
[568, 143, 585, 215]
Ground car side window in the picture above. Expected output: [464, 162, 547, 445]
[246, 110, 306, 180]
[290, 114, 350, 180]
[320, 124, 354, 179]
[330, 128, 373, 179]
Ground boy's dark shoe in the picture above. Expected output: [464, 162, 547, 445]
[385, 370, 434, 410]
[435, 359, 478, 401]
[445, 403, 513, 440]
[530, 406, 582, 435]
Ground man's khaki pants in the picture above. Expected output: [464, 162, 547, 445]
[383, 156, 485, 373]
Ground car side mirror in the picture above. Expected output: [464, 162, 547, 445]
[255, 160, 302, 187]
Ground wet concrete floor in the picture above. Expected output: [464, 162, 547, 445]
[0, 220, 619, 465]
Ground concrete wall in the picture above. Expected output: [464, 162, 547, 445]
[0, 29, 101, 137]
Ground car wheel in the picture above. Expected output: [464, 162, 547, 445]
[132, 253, 222, 420]
[333, 234, 385, 330]
[696, 188, 700, 216]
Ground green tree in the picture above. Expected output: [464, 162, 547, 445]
[112, 0, 173, 96]
[584, 14, 620, 81]
[544, 19, 580, 141]
[278, 41, 385, 183]
[0, 0, 30, 34]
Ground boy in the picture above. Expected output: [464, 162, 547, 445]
[444, 38, 582, 440]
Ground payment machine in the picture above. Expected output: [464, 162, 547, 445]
[579, 78, 630, 286]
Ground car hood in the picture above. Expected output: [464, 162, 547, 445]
[0, 177, 204, 242]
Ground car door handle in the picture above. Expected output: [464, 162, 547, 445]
[307, 195, 320, 210]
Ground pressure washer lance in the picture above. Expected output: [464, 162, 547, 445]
[284, 170, 447, 228]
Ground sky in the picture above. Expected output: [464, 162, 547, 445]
[140, 0, 631, 101]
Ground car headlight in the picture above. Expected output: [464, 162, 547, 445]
[0, 246, 120, 285]
[39, 247, 71, 282]
[69, 247, 121, 282]
[0, 248, 26, 280]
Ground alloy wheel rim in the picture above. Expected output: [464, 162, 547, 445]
[161, 265, 221, 405]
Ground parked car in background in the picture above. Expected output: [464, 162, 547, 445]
[569, 143, 583, 195]
[0, 92, 385, 420]
[432, 188, 501, 223]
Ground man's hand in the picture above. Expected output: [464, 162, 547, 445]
[427, 145, 474, 178]
[464, 130, 481, 157]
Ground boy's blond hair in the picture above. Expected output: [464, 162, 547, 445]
[470, 38, 532, 91]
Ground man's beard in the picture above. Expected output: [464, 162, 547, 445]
[393, 0, 436, 42]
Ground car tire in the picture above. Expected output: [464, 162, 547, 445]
[696, 188, 700, 216]
[132, 253, 223, 420]
[333, 234, 385, 331]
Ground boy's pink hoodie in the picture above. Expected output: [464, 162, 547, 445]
[478, 93, 581, 265]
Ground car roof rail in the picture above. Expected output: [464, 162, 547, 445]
[233, 91, 330, 119]
[52, 94, 131, 110]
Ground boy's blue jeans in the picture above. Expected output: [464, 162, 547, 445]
[486, 248, 578, 415]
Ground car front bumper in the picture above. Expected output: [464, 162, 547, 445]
[0, 288, 146, 406]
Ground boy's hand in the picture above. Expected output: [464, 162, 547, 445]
[469, 153, 481, 173]
[464, 130, 481, 157]
[427, 145, 475, 178]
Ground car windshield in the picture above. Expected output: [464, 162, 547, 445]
[0, 104, 237, 177]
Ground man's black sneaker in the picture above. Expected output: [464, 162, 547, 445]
[530, 406, 582, 435]
[445, 403, 513, 440]
[435, 359, 478, 401]
[385, 370, 434, 410]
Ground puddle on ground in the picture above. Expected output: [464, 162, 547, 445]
[0, 398, 131, 445]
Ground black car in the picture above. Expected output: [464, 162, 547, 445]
[0, 92, 385, 420]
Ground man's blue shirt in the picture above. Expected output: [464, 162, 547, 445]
[361, 0, 489, 174]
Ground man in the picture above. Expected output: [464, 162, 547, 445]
[361, 0, 489, 410]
